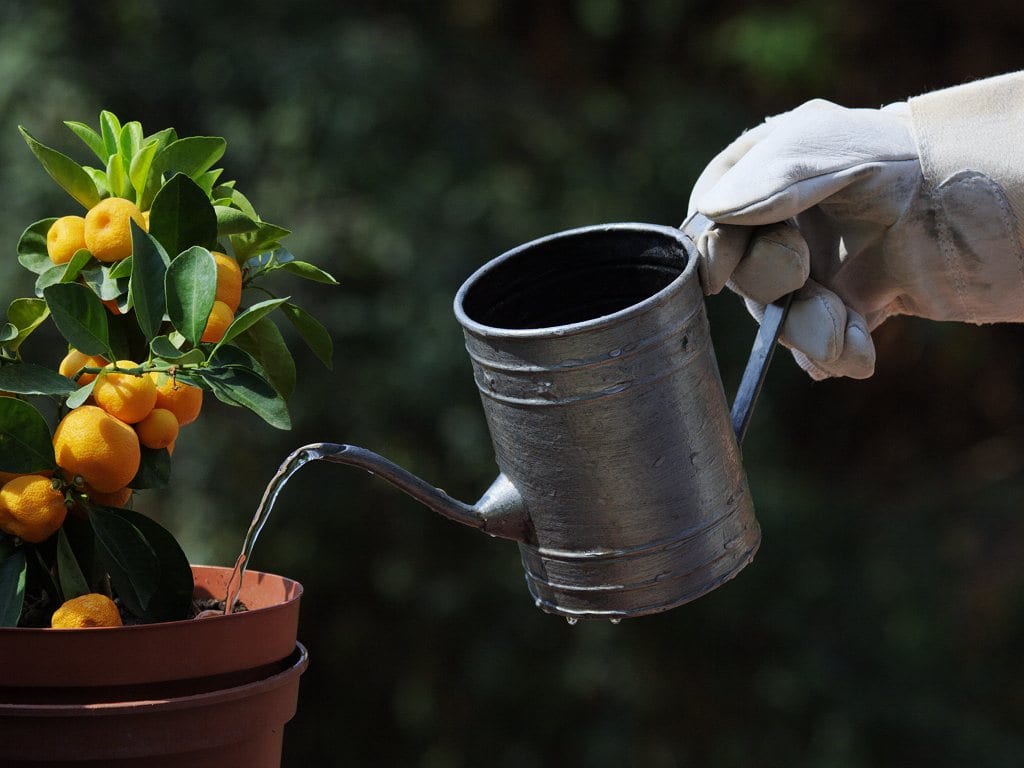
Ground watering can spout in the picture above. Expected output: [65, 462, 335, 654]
[312, 443, 529, 542]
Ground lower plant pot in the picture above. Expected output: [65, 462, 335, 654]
[0, 565, 307, 767]
[0, 643, 307, 767]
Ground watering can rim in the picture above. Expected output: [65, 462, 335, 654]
[453, 221, 699, 340]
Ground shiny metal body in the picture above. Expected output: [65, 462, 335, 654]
[453, 221, 759, 618]
[313, 219, 789, 620]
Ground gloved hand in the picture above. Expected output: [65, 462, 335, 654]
[687, 71, 1024, 379]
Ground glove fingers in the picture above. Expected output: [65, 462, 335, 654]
[687, 119, 778, 217]
[790, 308, 876, 380]
[741, 283, 876, 379]
[780, 280, 848, 363]
[697, 224, 750, 295]
[729, 222, 810, 304]
[694, 101, 916, 225]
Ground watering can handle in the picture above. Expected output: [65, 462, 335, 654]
[680, 212, 795, 448]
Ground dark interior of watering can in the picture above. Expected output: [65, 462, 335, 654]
[462, 228, 688, 330]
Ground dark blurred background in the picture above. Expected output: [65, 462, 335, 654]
[3, 1, 1024, 765]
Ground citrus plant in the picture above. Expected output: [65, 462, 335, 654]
[0, 111, 336, 627]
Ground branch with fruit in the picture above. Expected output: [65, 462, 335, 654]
[0, 111, 336, 628]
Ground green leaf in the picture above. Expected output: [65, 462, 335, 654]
[19, 127, 102, 210]
[108, 256, 134, 280]
[106, 152, 130, 200]
[282, 302, 334, 369]
[109, 508, 193, 622]
[201, 365, 291, 430]
[119, 121, 143, 167]
[0, 548, 26, 627]
[129, 223, 169, 341]
[43, 282, 111, 357]
[57, 529, 91, 601]
[64, 120, 106, 162]
[99, 111, 121, 159]
[149, 336, 205, 366]
[195, 168, 223, 196]
[17, 218, 58, 275]
[0, 363, 76, 398]
[80, 265, 128, 302]
[65, 378, 96, 409]
[129, 447, 171, 490]
[89, 505, 159, 616]
[156, 136, 226, 179]
[215, 296, 289, 349]
[61, 514, 103, 593]
[35, 264, 68, 297]
[226, 186, 257, 219]
[6, 298, 50, 354]
[83, 166, 110, 198]
[129, 139, 160, 205]
[0, 396, 57, 472]
[230, 222, 291, 261]
[149, 173, 218, 257]
[60, 250, 94, 284]
[215, 205, 260, 236]
[165, 246, 217, 347]
[278, 260, 340, 285]
[234, 316, 297, 400]
[141, 136, 226, 210]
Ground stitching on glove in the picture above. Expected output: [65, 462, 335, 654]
[932, 195, 974, 324]
[936, 171, 1024, 322]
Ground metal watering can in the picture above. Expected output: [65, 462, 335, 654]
[313, 214, 791, 621]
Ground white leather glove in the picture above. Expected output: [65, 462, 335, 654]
[687, 71, 1024, 379]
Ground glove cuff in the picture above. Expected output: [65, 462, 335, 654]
[909, 71, 1024, 246]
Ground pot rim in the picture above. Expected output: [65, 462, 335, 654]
[0, 565, 303, 688]
[0, 563, 302, 636]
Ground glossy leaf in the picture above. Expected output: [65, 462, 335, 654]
[278, 259, 340, 285]
[89, 505, 159, 616]
[108, 256, 134, 280]
[0, 362, 76, 397]
[65, 378, 96, 409]
[215, 296, 289, 349]
[5, 298, 50, 353]
[119, 121, 144, 166]
[19, 127, 102, 210]
[0, 547, 26, 627]
[106, 152, 130, 200]
[0, 396, 57, 472]
[57, 529, 90, 601]
[141, 136, 226, 210]
[100, 111, 122, 159]
[110, 508, 193, 622]
[282, 302, 334, 369]
[129, 447, 171, 490]
[165, 246, 217, 347]
[231, 221, 291, 260]
[149, 173, 218, 257]
[43, 282, 111, 357]
[129, 139, 160, 204]
[64, 120, 106, 162]
[17, 218, 58, 275]
[201, 363, 291, 430]
[215, 205, 260, 235]
[129, 222, 169, 341]
[234, 316, 297, 400]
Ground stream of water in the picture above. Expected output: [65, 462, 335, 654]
[222, 442, 347, 613]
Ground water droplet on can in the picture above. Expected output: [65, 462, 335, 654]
[609, 617, 622, 625]
[565, 616, 578, 626]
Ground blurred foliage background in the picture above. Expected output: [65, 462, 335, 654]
[3, 1, 1024, 765]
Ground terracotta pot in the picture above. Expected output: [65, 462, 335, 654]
[0, 565, 307, 767]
